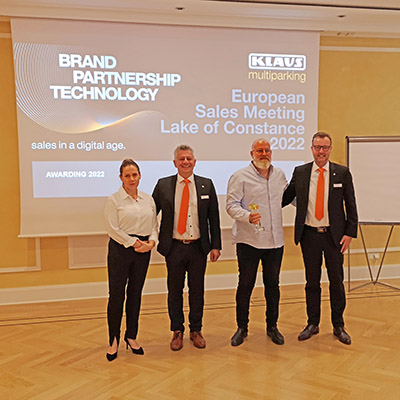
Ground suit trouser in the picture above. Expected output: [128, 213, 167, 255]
[300, 227, 346, 328]
[107, 238, 150, 346]
[235, 243, 284, 330]
[165, 240, 207, 332]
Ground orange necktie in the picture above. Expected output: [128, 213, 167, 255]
[177, 179, 190, 235]
[315, 167, 325, 221]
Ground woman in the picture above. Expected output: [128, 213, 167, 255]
[104, 159, 157, 361]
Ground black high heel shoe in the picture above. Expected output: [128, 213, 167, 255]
[106, 351, 118, 362]
[106, 337, 119, 362]
[124, 332, 144, 355]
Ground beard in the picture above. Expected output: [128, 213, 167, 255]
[253, 159, 271, 170]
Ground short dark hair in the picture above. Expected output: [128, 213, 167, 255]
[174, 144, 195, 159]
[119, 158, 140, 175]
[312, 131, 332, 146]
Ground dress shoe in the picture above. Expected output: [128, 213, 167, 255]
[170, 330, 184, 351]
[333, 326, 351, 345]
[124, 332, 144, 355]
[267, 326, 284, 345]
[231, 328, 248, 346]
[190, 331, 206, 349]
[298, 324, 319, 341]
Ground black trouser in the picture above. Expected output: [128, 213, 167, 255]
[300, 226, 346, 328]
[107, 237, 150, 346]
[165, 240, 207, 333]
[235, 243, 284, 330]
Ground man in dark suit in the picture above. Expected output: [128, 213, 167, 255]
[282, 132, 358, 345]
[152, 144, 221, 351]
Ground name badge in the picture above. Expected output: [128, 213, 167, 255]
[201, 195, 209, 199]
[333, 183, 343, 188]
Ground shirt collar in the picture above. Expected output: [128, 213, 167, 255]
[118, 185, 143, 200]
[312, 161, 329, 172]
[177, 174, 194, 184]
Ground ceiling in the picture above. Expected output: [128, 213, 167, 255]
[0, 0, 400, 37]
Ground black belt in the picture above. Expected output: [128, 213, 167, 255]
[304, 225, 329, 233]
[129, 234, 149, 241]
[173, 238, 199, 245]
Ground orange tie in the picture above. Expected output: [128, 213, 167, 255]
[177, 179, 190, 235]
[315, 167, 325, 221]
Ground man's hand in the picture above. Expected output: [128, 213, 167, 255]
[209, 249, 221, 262]
[249, 212, 261, 225]
[340, 235, 352, 254]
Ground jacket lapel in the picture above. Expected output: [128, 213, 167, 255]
[194, 175, 201, 214]
[329, 163, 336, 199]
[302, 162, 313, 196]
[170, 175, 178, 213]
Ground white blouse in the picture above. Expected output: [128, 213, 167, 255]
[104, 186, 158, 248]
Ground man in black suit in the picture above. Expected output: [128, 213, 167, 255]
[282, 132, 358, 345]
[152, 144, 221, 351]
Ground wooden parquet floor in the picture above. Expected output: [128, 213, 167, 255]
[1, 280, 400, 400]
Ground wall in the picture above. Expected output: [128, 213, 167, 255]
[1, 20, 399, 302]
[319, 35, 400, 271]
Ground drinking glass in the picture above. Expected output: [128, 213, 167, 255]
[249, 203, 265, 233]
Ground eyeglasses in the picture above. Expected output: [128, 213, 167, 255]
[313, 145, 331, 151]
[254, 149, 271, 154]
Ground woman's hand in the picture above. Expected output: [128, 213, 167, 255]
[134, 240, 155, 253]
[133, 239, 144, 249]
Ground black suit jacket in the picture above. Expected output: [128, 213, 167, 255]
[152, 174, 222, 257]
[282, 162, 358, 247]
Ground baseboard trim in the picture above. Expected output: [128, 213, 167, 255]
[1, 265, 399, 305]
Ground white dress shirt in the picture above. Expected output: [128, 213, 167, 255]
[305, 161, 330, 227]
[104, 186, 158, 248]
[173, 174, 200, 240]
[226, 162, 287, 249]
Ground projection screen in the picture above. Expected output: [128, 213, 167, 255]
[11, 18, 320, 236]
